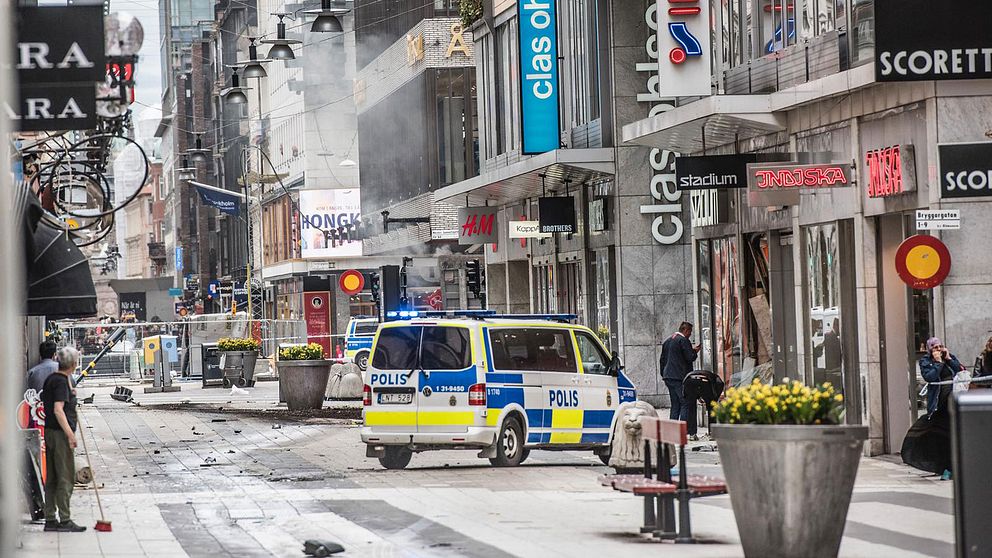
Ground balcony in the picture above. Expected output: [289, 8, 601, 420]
[148, 242, 166, 261]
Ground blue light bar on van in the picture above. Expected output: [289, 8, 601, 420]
[386, 310, 420, 319]
[423, 310, 497, 318]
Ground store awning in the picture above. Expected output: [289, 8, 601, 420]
[434, 148, 615, 207]
[621, 95, 786, 153]
[26, 223, 97, 318]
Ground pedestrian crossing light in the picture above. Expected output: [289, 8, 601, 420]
[466, 259, 483, 298]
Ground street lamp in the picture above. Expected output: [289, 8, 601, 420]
[221, 67, 251, 104]
[305, 0, 349, 33]
[240, 37, 270, 78]
[261, 14, 301, 60]
[187, 134, 210, 164]
[177, 155, 196, 181]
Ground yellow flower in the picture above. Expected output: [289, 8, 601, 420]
[834, 394, 843, 402]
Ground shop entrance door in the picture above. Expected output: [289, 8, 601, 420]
[770, 232, 798, 381]
[877, 215, 929, 453]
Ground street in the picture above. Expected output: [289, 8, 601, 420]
[17, 380, 954, 558]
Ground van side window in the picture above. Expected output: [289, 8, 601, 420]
[575, 331, 611, 375]
[354, 322, 378, 336]
[421, 327, 472, 370]
[489, 328, 577, 373]
[371, 327, 420, 370]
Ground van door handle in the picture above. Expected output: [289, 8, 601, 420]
[570, 376, 578, 384]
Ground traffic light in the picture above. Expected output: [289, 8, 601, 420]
[466, 259, 482, 297]
[369, 272, 381, 304]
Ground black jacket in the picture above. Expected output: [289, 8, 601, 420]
[660, 333, 697, 381]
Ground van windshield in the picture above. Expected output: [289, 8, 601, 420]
[371, 326, 471, 371]
[353, 322, 379, 336]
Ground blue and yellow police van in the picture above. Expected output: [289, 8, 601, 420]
[344, 316, 379, 370]
[360, 311, 636, 469]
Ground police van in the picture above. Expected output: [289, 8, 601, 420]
[344, 316, 379, 370]
[360, 311, 636, 469]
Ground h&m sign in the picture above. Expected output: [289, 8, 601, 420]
[458, 206, 498, 245]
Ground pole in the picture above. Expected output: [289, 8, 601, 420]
[0, 1, 23, 552]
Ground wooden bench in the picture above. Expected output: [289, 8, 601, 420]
[598, 416, 727, 543]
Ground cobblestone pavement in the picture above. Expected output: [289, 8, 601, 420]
[16, 380, 954, 557]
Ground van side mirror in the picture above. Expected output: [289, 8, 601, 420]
[609, 351, 622, 376]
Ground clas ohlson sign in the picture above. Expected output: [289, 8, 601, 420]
[517, 0, 560, 155]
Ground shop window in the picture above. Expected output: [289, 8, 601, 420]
[697, 240, 713, 370]
[802, 220, 860, 421]
[593, 250, 611, 346]
[712, 237, 742, 386]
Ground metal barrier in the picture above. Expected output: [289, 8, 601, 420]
[950, 391, 992, 557]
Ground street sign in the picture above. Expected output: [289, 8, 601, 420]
[175, 247, 183, 272]
[895, 235, 952, 290]
[168, 288, 182, 297]
[309, 260, 332, 272]
[339, 269, 365, 295]
[916, 209, 960, 231]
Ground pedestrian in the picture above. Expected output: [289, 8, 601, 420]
[660, 322, 701, 439]
[26, 340, 58, 393]
[974, 336, 992, 383]
[918, 337, 962, 417]
[683, 370, 725, 440]
[40, 347, 86, 532]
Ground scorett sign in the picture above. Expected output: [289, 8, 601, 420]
[875, 0, 992, 82]
[938, 142, 992, 199]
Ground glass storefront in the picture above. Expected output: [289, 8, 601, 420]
[802, 220, 861, 421]
[696, 237, 742, 386]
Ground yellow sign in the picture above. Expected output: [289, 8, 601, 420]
[445, 23, 470, 58]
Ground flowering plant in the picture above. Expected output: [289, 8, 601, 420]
[279, 343, 325, 361]
[217, 337, 260, 352]
[711, 378, 845, 425]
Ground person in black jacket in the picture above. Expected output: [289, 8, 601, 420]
[660, 322, 701, 435]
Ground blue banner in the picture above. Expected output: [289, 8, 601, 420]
[517, 0, 560, 155]
[193, 183, 241, 216]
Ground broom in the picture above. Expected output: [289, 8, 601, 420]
[77, 412, 112, 532]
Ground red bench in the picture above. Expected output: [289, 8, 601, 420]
[599, 416, 727, 543]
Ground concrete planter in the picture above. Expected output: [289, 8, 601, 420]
[276, 360, 331, 411]
[711, 424, 868, 558]
[220, 351, 258, 387]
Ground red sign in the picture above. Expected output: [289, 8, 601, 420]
[338, 270, 365, 295]
[895, 235, 951, 289]
[866, 145, 917, 198]
[751, 165, 851, 190]
[303, 291, 331, 357]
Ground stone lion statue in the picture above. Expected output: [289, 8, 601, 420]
[609, 400, 676, 472]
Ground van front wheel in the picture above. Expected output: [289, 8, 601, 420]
[356, 351, 369, 371]
[379, 447, 412, 470]
[489, 418, 524, 467]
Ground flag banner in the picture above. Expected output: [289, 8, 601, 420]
[193, 182, 242, 216]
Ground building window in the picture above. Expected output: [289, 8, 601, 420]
[435, 69, 478, 185]
[567, 0, 601, 126]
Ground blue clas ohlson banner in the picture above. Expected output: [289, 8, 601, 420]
[518, 0, 560, 155]
[192, 181, 242, 216]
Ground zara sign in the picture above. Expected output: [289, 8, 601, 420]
[517, 0, 560, 154]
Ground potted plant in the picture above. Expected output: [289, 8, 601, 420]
[710, 379, 867, 558]
[277, 343, 331, 411]
[217, 337, 261, 388]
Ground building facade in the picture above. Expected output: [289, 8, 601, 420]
[622, 0, 992, 453]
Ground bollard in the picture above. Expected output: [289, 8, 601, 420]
[950, 391, 992, 557]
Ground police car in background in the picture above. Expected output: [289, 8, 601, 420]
[360, 311, 636, 469]
[344, 316, 379, 370]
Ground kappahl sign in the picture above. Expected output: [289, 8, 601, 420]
[517, 0, 560, 154]
[299, 189, 362, 259]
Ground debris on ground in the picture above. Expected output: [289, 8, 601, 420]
[271, 424, 282, 430]
[230, 386, 249, 397]
[303, 539, 345, 556]
[140, 403, 362, 421]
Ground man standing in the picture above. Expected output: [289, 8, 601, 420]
[660, 322, 701, 438]
[27, 340, 58, 393]
[40, 347, 86, 532]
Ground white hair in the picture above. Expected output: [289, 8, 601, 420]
[56, 346, 79, 372]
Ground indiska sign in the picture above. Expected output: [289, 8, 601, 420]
[517, 0, 560, 154]
[747, 163, 852, 206]
[865, 145, 916, 198]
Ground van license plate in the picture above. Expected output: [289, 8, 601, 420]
[378, 393, 413, 404]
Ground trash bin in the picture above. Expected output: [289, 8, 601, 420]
[950, 391, 992, 557]
[197, 343, 224, 388]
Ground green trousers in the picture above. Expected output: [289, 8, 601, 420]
[43, 428, 75, 522]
